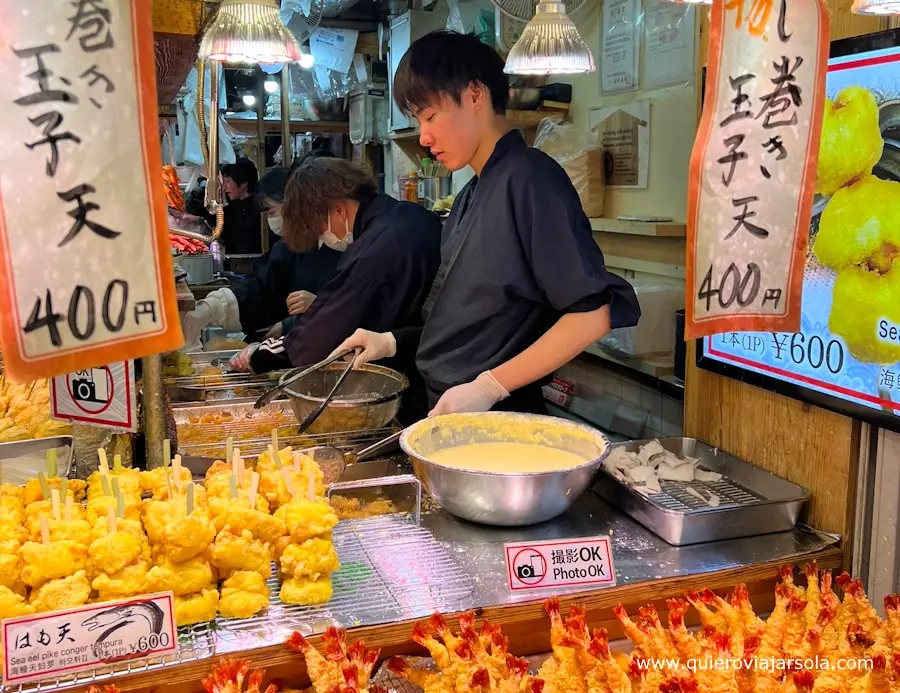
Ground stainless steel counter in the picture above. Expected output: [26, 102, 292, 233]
[421, 490, 839, 608]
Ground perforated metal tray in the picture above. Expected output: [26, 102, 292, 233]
[592, 437, 810, 546]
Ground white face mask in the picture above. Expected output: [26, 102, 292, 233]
[319, 216, 353, 252]
[268, 216, 284, 235]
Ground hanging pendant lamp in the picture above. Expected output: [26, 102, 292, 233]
[199, 0, 302, 64]
[503, 0, 596, 75]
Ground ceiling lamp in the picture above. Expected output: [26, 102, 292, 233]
[852, 0, 900, 13]
[199, 0, 302, 64]
[503, 0, 596, 75]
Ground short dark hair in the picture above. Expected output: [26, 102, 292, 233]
[282, 158, 377, 252]
[221, 157, 258, 193]
[255, 166, 290, 210]
[393, 30, 508, 117]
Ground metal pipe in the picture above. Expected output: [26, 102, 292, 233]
[256, 66, 269, 252]
[141, 354, 167, 470]
[170, 227, 213, 244]
[281, 64, 292, 167]
[206, 62, 221, 212]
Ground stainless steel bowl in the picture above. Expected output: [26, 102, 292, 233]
[508, 87, 542, 110]
[400, 412, 610, 526]
[281, 363, 408, 434]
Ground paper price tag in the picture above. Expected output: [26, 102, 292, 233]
[0, 0, 182, 382]
[2, 593, 176, 685]
[505, 537, 616, 592]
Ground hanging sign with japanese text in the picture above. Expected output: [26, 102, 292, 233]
[0, 0, 183, 383]
[685, 0, 829, 339]
[50, 360, 138, 431]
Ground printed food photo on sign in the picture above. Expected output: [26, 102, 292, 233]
[699, 29, 900, 428]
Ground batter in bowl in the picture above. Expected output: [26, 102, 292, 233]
[428, 442, 588, 473]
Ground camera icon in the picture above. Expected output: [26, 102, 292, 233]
[515, 552, 545, 581]
[71, 369, 110, 404]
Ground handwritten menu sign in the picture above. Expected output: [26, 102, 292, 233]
[0, 0, 182, 382]
[685, 0, 829, 339]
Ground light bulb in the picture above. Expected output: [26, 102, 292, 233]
[299, 52, 315, 69]
[264, 80, 279, 94]
[199, 0, 302, 64]
[242, 94, 258, 106]
[504, 0, 595, 75]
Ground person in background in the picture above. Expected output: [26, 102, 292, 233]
[332, 30, 640, 417]
[181, 156, 342, 345]
[230, 158, 443, 423]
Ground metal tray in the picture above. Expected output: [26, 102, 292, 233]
[592, 437, 810, 546]
[0, 436, 74, 485]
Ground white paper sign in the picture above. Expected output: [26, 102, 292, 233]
[310, 28, 360, 75]
[589, 102, 651, 188]
[643, 0, 696, 90]
[505, 537, 616, 592]
[2, 593, 176, 685]
[601, 0, 640, 94]
[686, 0, 828, 338]
[0, 0, 182, 383]
[49, 360, 137, 431]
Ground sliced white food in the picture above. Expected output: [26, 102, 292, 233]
[637, 440, 666, 464]
[683, 456, 701, 468]
[608, 448, 640, 469]
[656, 464, 695, 482]
[694, 469, 723, 483]
[626, 465, 657, 483]
[644, 473, 661, 494]
[707, 493, 721, 508]
[602, 460, 626, 481]
[660, 452, 689, 469]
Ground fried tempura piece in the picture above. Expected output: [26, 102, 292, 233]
[0, 585, 34, 620]
[201, 658, 277, 693]
[279, 576, 332, 606]
[92, 560, 149, 601]
[145, 556, 215, 597]
[29, 570, 91, 612]
[21, 539, 87, 588]
[174, 588, 219, 626]
[211, 530, 271, 579]
[219, 571, 270, 619]
[274, 497, 338, 543]
[280, 538, 340, 581]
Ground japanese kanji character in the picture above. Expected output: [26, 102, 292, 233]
[880, 370, 896, 389]
[726, 196, 769, 240]
[57, 183, 122, 247]
[37, 629, 50, 646]
[757, 56, 803, 129]
[67, 0, 114, 53]
[13, 45, 78, 107]
[720, 74, 755, 127]
[57, 623, 75, 645]
[25, 111, 82, 177]
[134, 301, 158, 325]
[550, 549, 565, 566]
[718, 134, 748, 187]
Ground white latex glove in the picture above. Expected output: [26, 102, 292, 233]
[230, 343, 260, 373]
[286, 290, 316, 316]
[429, 371, 510, 416]
[181, 302, 213, 346]
[329, 329, 397, 369]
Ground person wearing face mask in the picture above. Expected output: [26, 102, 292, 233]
[181, 159, 342, 345]
[230, 158, 442, 420]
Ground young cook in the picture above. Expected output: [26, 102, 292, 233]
[333, 31, 640, 416]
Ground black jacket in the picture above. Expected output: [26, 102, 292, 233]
[230, 241, 342, 336]
[250, 195, 443, 377]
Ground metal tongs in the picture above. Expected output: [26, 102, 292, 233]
[253, 347, 361, 411]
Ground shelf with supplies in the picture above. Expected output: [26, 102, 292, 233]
[589, 218, 686, 237]
[224, 115, 350, 135]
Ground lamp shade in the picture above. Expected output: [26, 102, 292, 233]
[852, 0, 900, 13]
[504, 0, 596, 75]
[199, 0, 302, 64]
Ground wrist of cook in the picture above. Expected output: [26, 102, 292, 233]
[476, 370, 510, 403]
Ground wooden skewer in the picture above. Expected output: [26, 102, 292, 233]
[115, 487, 124, 519]
[307, 470, 315, 501]
[113, 454, 122, 473]
[267, 444, 282, 471]
[271, 429, 279, 456]
[111, 476, 121, 501]
[249, 472, 259, 511]
[163, 439, 171, 468]
[293, 452, 301, 475]
[107, 506, 117, 533]
[40, 516, 50, 545]
[229, 474, 238, 499]
[226, 437, 233, 465]
[282, 467, 295, 498]
[46, 448, 58, 478]
[100, 474, 112, 497]
[60, 477, 67, 500]
[173, 454, 183, 493]
[165, 468, 173, 500]
[51, 489, 60, 521]
[65, 495, 73, 522]
[98, 449, 110, 477]
[38, 471, 50, 501]
[186, 482, 195, 515]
